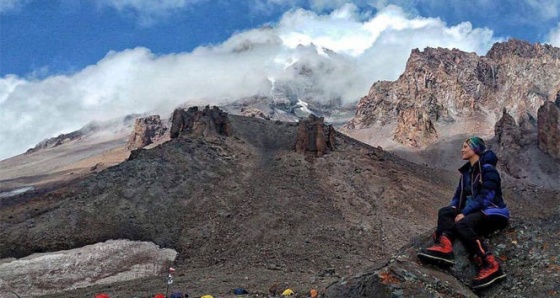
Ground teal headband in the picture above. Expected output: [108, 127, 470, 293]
[465, 137, 486, 155]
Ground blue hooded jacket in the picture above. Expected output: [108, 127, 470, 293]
[449, 150, 510, 218]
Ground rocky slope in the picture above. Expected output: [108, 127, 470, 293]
[325, 210, 560, 298]
[1, 107, 558, 297]
[1, 107, 457, 297]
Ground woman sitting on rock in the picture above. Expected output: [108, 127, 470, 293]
[417, 136, 510, 290]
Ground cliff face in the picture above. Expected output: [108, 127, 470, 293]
[347, 39, 560, 148]
[537, 96, 560, 159]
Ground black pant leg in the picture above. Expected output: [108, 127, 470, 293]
[454, 212, 508, 256]
[436, 206, 458, 239]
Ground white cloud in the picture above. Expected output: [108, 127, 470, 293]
[0, 4, 498, 160]
[98, 0, 202, 11]
[250, 0, 300, 15]
[96, 0, 205, 25]
[547, 23, 560, 46]
[522, 0, 559, 20]
[308, 0, 355, 11]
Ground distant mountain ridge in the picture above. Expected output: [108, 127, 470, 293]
[346, 39, 560, 148]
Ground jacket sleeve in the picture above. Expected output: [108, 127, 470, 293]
[461, 164, 500, 215]
[448, 177, 461, 208]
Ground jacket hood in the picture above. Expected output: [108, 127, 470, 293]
[459, 149, 499, 173]
[480, 149, 499, 166]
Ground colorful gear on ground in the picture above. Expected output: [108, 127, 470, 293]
[282, 288, 294, 296]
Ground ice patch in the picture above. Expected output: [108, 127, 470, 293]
[0, 186, 34, 198]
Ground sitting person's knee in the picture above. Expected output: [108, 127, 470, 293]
[438, 206, 456, 217]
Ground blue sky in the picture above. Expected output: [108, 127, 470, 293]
[1, 0, 560, 160]
[2, 0, 559, 77]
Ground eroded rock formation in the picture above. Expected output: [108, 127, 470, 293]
[294, 114, 336, 157]
[537, 96, 560, 159]
[126, 115, 167, 150]
[170, 106, 232, 139]
[493, 109, 531, 178]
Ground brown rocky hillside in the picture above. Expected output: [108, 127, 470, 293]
[1, 108, 456, 297]
[0, 107, 559, 297]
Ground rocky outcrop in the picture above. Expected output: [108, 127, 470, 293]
[325, 214, 560, 297]
[347, 39, 560, 147]
[486, 39, 560, 60]
[294, 114, 336, 157]
[537, 97, 560, 159]
[493, 109, 531, 178]
[170, 106, 232, 139]
[126, 115, 168, 150]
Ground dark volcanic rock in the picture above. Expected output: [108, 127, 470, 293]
[170, 106, 232, 138]
[3, 107, 560, 297]
[126, 115, 168, 150]
[294, 114, 336, 157]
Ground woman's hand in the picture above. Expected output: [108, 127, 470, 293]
[455, 213, 465, 223]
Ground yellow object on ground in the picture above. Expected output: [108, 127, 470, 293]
[201, 295, 214, 298]
[281, 288, 294, 296]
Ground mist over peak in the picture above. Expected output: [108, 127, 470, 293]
[0, 5, 499, 160]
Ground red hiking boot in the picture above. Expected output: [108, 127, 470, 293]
[417, 234, 455, 266]
[471, 254, 506, 289]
